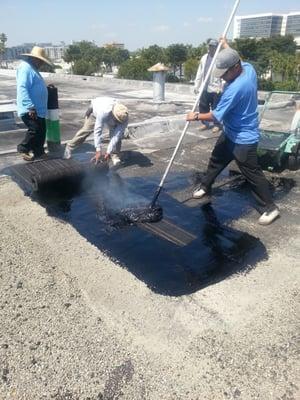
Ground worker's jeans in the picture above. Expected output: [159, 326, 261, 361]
[17, 114, 46, 157]
[200, 134, 275, 211]
[67, 114, 121, 154]
[199, 90, 222, 128]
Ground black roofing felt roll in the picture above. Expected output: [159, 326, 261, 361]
[31, 159, 86, 191]
[8, 158, 108, 192]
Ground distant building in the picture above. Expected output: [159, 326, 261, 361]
[284, 12, 300, 37]
[3, 43, 66, 62]
[4, 45, 32, 61]
[103, 42, 125, 50]
[233, 12, 300, 46]
[44, 46, 66, 61]
[234, 14, 283, 39]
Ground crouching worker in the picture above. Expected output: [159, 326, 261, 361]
[186, 41, 279, 226]
[64, 97, 129, 166]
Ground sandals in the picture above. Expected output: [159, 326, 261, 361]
[21, 152, 34, 161]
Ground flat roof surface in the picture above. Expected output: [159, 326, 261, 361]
[0, 73, 299, 399]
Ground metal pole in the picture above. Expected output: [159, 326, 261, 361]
[150, 0, 241, 207]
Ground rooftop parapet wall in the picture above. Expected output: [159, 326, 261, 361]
[0, 69, 194, 95]
[0, 69, 269, 99]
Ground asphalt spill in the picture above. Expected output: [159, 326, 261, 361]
[31, 171, 273, 296]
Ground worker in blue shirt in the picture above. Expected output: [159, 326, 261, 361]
[16, 46, 52, 161]
[186, 41, 279, 226]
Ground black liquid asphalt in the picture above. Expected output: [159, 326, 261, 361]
[28, 170, 272, 297]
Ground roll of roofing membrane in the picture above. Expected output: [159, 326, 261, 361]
[30, 159, 86, 191]
[9, 158, 108, 192]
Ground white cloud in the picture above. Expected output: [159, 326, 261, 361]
[197, 17, 213, 23]
[183, 22, 190, 27]
[153, 25, 170, 32]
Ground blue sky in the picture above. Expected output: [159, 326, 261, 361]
[1, 0, 299, 50]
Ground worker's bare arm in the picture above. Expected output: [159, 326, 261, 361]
[186, 111, 213, 122]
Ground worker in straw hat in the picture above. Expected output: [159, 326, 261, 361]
[16, 46, 53, 161]
[64, 97, 129, 167]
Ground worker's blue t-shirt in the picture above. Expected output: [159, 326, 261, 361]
[16, 61, 48, 118]
[212, 62, 260, 144]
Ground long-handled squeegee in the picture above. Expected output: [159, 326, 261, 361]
[150, 0, 241, 208]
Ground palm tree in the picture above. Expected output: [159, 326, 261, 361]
[0, 33, 7, 67]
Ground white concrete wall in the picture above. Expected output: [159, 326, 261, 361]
[0, 69, 268, 99]
[0, 69, 194, 95]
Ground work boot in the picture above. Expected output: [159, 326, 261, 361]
[20, 152, 34, 162]
[111, 153, 121, 167]
[212, 126, 221, 133]
[258, 206, 280, 225]
[64, 145, 72, 159]
[193, 187, 207, 199]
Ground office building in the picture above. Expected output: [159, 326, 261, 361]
[234, 12, 300, 45]
[283, 12, 300, 37]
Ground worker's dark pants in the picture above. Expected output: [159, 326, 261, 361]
[17, 114, 46, 157]
[199, 90, 222, 128]
[200, 134, 275, 211]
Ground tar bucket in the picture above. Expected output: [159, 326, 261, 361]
[46, 84, 61, 153]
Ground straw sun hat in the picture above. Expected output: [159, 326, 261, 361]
[112, 103, 129, 123]
[21, 46, 53, 66]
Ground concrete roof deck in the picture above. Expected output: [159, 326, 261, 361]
[0, 72, 299, 399]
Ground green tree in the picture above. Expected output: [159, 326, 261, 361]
[63, 44, 82, 63]
[73, 59, 96, 76]
[113, 49, 130, 65]
[0, 33, 7, 66]
[138, 45, 167, 66]
[263, 35, 296, 55]
[102, 47, 130, 72]
[269, 51, 299, 82]
[63, 41, 104, 75]
[234, 38, 259, 61]
[183, 58, 199, 81]
[165, 44, 188, 78]
[63, 41, 98, 62]
[63, 42, 130, 75]
[258, 79, 274, 91]
[118, 57, 152, 80]
[186, 43, 206, 59]
[273, 80, 298, 91]
[232, 35, 298, 82]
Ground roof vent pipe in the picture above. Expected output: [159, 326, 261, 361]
[148, 63, 170, 103]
